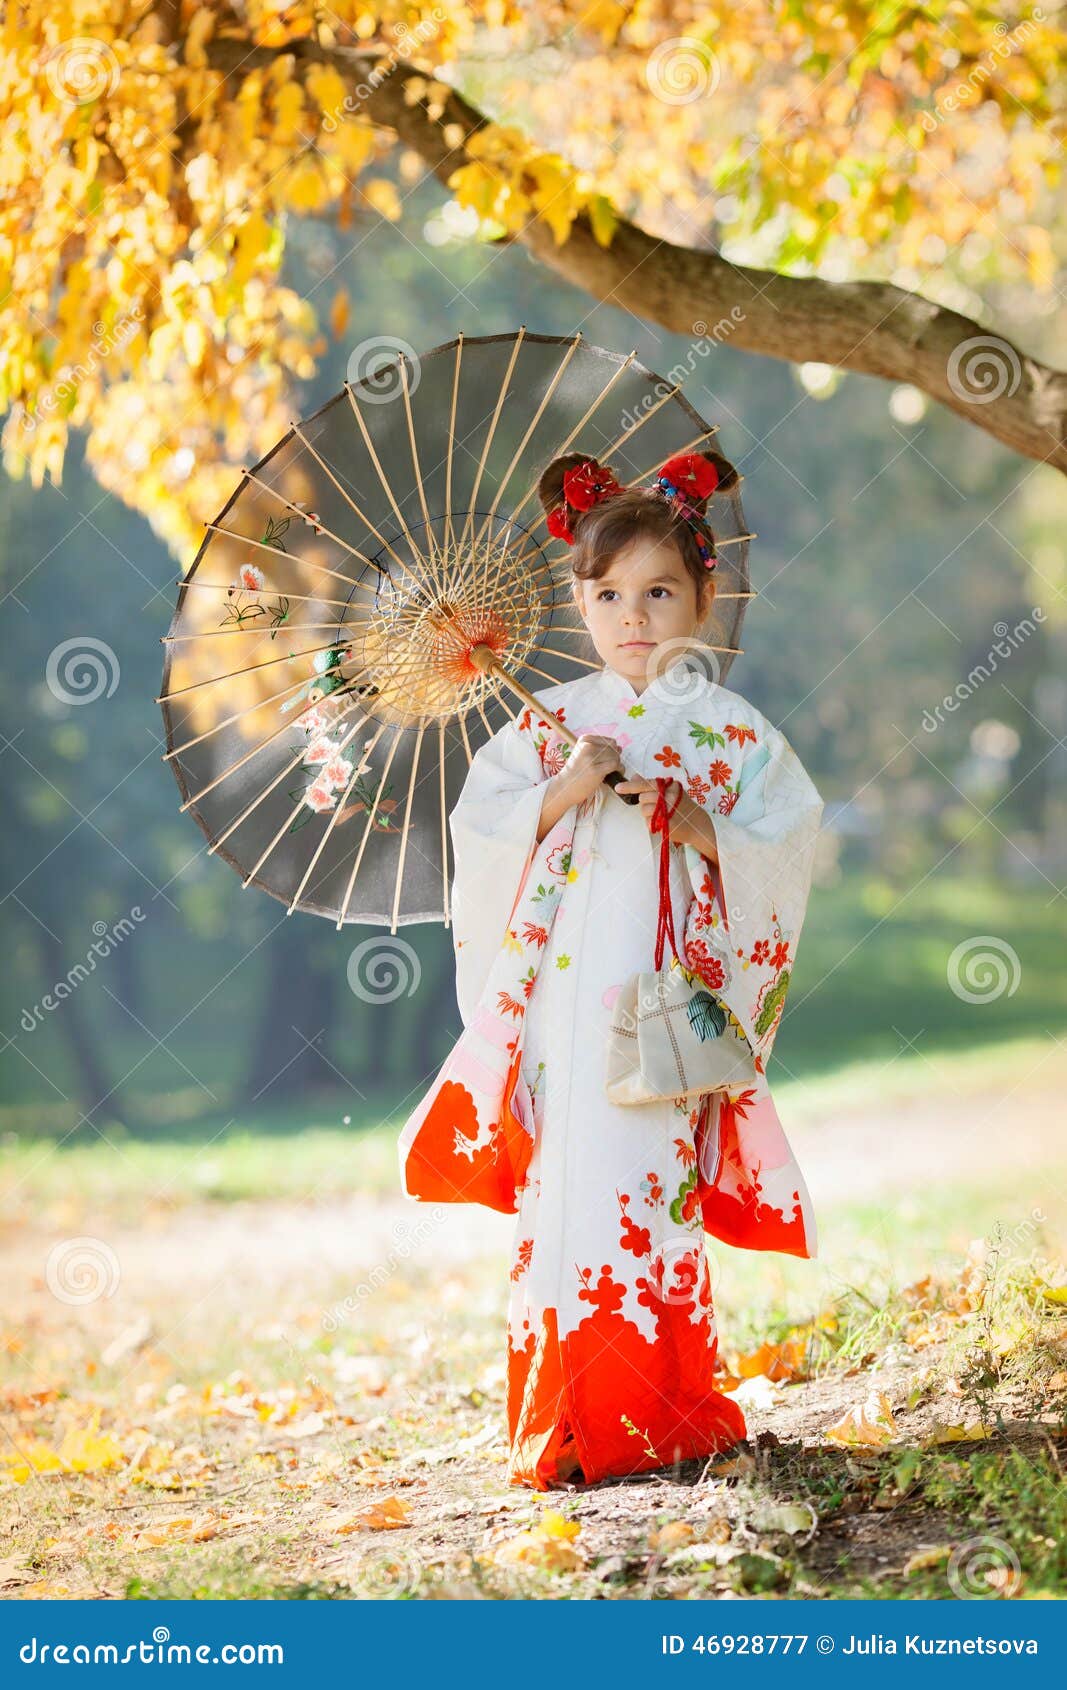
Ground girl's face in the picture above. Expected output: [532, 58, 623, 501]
[572, 534, 714, 693]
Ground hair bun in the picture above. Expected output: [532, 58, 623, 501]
[658, 449, 738, 513]
[536, 452, 616, 517]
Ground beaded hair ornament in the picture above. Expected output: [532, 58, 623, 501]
[545, 452, 721, 569]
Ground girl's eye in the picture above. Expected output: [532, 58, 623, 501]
[595, 586, 672, 601]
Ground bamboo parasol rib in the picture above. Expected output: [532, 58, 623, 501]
[161, 331, 755, 929]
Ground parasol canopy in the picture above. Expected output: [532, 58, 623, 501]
[159, 330, 753, 931]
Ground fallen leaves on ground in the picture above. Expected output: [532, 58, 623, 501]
[647, 1520, 694, 1552]
[903, 1545, 953, 1576]
[3, 1213, 1065, 1600]
[824, 1390, 899, 1448]
[1, 1411, 124, 1483]
[729, 1337, 810, 1383]
[748, 1501, 816, 1538]
[130, 1515, 226, 1549]
[324, 1496, 411, 1535]
[921, 1420, 993, 1446]
[479, 1509, 584, 1572]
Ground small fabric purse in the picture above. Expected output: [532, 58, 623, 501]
[605, 778, 759, 1106]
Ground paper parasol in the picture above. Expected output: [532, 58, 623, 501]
[159, 330, 753, 931]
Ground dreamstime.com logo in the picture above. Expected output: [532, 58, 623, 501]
[946, 935, 1021, 1004]
[46, 637, 121, 704]
[20, 909, 146, 1033]
[947, 335, 1022, 404]
[19, 1628, 284, 1665]
[619, 317, 746, 436]
[641, 637, 726, 700]
[345, 1545, 424, 1598]
[318, 9, 448, 131]
[919, 610, 1045, 732]
[346, 935, 421, 1002]
[645, 37, 722, 104]
[46, 1236, 120, 1306]
[947, 1534, 1022, 1599]
[44, 37, 121, 104]
[652, 1236, 720, 1304]
[322, 1209, 445, 1330]
[19, 306, 143, 436]
[919, 12, 1046, 134]
[346, 335, 421, 402]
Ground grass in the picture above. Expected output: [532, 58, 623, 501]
[4, 1025, 1065, 1223]
[2, 867, 1064, 1136]
[0, 1114, 403, 1224]
[2, 1031, 1066, 1600]
[779, 868, 1067, 1074]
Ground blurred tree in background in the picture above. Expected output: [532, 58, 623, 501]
[3, 3, 1065, 547]
[1, 2, 1065, 1133]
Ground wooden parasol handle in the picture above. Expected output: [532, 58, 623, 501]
[468, 644, 639, 805]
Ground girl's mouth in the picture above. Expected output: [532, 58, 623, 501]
[619, 640, 654, 648]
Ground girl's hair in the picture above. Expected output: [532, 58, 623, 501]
[536, 449, 739, 596]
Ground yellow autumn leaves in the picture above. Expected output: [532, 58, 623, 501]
[2, 1, 1064, 561]
[824, 1389, 996, 1450]
[2, 1410, 124, 1486]
[480, 1507, 584, 1571]
[448, 126, 618, 248]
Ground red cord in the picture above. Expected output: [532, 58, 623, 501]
[650, 777, 683, 970]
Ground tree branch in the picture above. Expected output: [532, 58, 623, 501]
[203, 35, 1067, 476]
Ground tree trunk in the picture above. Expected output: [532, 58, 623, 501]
[202, 35, 1067, 477]
[29, 926, 116, 1121]
[241, 924, 338, 1106]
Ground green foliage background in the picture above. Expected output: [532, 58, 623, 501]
[2, 189, 1064, 1137]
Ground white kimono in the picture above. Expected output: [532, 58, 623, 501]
[398, 662, 824, 1487]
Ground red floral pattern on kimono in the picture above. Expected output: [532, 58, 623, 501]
[398, 664, 824, 1488]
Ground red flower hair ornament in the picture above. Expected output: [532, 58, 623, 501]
[545, 460, 626, 543]
[546, 451, 720, 567]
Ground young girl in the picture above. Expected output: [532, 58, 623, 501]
[398, 449, 824, 1490]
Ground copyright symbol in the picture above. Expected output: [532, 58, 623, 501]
[816, 1636, 834, 1654]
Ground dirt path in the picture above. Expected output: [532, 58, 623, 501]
[784, 1049, 1067, 1207]
[6, 1042, 1064, 1305]
[2, 1047, 1064, 1599]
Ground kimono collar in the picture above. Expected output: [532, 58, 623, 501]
[596, 658, 703, 708]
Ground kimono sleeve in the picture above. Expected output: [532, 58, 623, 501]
[449, 714, 548, 1026]
[681, 723, 824, 1069]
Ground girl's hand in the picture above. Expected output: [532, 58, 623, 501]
[614, 776, 720, 861]
[556, 734, 625, 804]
